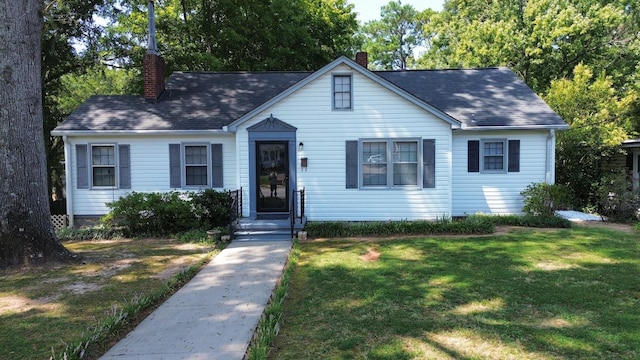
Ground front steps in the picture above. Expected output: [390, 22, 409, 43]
[233, 216, 306, 242]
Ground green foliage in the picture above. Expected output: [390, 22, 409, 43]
[359, 1, 434, 69]
[520, 182, 574, 216]
[420, 0, 639, 94]
[56, 227, 123, 241]
[469, 213, 571, 228]
[192, 189, 233, 229]
[305, 214, 572, 239]
[595, 171, 640, 221]
[634, 222, 640, 233]
[102, 0, 358, 73]
[304, 218, 495, 238]
[546, 65, 636, 207]
[177, 229, 209, 243]
[246, 241, 298, 360]
[103, 190, 231, 236]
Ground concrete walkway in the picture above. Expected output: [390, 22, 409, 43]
[100, 240, 292, 360]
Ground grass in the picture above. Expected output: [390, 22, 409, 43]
[270, 225, 640, 359]
[0, 237, 218, 360]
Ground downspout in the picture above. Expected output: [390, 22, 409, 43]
[62, 136, 74, 228]
[546, 129, 556, 184]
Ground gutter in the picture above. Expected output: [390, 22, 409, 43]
[62, 136, 74, 228]
[457, 124, 569, 131]
[546, 129, 556, 184]
[51, 129, 231, 137]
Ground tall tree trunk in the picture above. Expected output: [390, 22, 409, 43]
[0, 0, 72, 266]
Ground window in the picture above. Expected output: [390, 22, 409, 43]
[169, 143, 223, 188]
[393, 141, 419, 185]
[333, 74, 352, 110]
[362, 140, 419, 187]
[184, 145, 208, 186]
[482, 140, 505, 171]
[91, 145, 116, 187]
[363, 141, 387, 186]
[467, 139, 520, 173]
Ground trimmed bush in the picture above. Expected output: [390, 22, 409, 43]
[303, 214, 571, 239]
[304, 218, 494, 238]
[102, 190, 231, 236]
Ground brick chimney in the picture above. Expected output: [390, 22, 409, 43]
[144, 1, 165, 102]
[355, 52, 368, 68]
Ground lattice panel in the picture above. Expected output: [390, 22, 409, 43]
[51, 215, 68, 230]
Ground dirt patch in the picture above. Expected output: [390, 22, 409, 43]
[360, 248, 381, 262]
[572, 221, 635, 234]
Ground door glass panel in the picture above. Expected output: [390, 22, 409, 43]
[257, 142, 288, 212]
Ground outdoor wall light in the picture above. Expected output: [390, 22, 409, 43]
[298, 142, 304, 151]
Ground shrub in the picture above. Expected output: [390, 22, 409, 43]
[521, 182, 573, 216]
[103, 190, 231, 236]
[304, 215, 570, 239]
[595, 171, 640, 221]
[192, 189, 232, 229]
[304, 218, 494, 238]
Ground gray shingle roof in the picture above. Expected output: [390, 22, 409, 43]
[376, 67, 566, 128]
[53, 63, 566, 133]
[54, 71, 311, 132]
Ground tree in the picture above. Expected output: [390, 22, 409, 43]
[545, 64, 636, 207]
[359, 1, 434, 70]
[419, 0, 639, 93]
[100, 0, 358, 73]
[42, 0, 108, 203]
[0, 0, 72, 266]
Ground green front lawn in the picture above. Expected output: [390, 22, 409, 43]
[271, 226, 640, 359]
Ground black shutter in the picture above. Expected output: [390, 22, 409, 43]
[508, 140, 520, 172]
[468, 140, 479, 172]
[211, 144, 223, 187]
[76, 144, 89, 189]
[423, 139, 435, 188]
[346, 141, 358, 188]
[169, 144, 181, 188]
[626, 152, 633, 171]
[118, 145, 131, 189]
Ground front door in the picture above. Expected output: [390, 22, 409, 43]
[256, 141, 288, 213]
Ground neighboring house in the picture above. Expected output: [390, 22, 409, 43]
[622, 140, 640, 190]
[52, 47, 568, 227]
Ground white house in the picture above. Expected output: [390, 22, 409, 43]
[52, 17, 568, 228]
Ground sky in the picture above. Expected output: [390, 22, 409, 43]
[349, 0, 444, 23]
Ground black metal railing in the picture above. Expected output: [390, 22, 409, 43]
[228, 187, 242, 239]
[289, 187, 305, 239]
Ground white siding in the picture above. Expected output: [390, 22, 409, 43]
[452, 130, 550, 216]
[68, 134, 236, 216]
[238, 65, 454, 221]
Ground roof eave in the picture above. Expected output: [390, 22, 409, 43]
[457, 124, 570, 131]
[50, 129, 230, 137]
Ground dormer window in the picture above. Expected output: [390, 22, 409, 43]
[333, 74, 352, 110]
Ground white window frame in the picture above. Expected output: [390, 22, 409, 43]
[481, 139, 507, 173]
[183, 143, 210, 188]
[332, 73, 352, 110]
[360, 138, 421, 188]
[90, 144, 117, 189]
